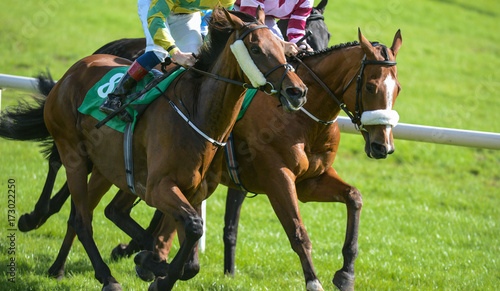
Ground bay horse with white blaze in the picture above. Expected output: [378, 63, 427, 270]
[2, 8, 306, 291]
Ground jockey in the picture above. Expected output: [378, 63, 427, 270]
[100, 0, 235, 120]
[234, 0, 314, 55]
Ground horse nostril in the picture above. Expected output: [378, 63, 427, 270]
[371, 142, 387, 158]
[285, 87, 304, 99]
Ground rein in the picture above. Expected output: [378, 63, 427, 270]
[292, 55, 355, 124]
[156, 82, 227, 147]
[189, 24, 294, 96]
[292, 44, 397, 130]
[157, 23, 294, 147]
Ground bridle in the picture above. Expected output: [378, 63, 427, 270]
[158, 23, 296, 147]
[189, 24, 295, 96]
[292, 43, 397, 130]
[354, 44, 397, 131]
[97, 23, 298, 146]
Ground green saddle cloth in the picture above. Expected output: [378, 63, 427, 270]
[78, 67, 185, 132]
[237, 89, 257, 121]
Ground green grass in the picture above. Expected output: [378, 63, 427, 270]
[1, 0, 499, 290]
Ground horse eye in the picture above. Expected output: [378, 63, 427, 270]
[366, 83, 376, 93]
[250, 46, 261, 54]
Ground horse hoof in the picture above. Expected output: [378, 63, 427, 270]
[148, 276, 174, 291]
[134, 250, 153, 265]
[102, 282, 122, 291]
[148, 279, 159, 291]
[18, 214, 37, 232]
[48, 268, 64, 281]
[136, 265, 155, 282]
[111, 243, 128, 261]
[180, 260, 200, 281]
[307, 279, 324, 291]
[332, 270, 355, 291]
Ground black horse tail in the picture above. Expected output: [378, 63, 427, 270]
[0, 72, 59, 162]
[0, 72, 56, 142]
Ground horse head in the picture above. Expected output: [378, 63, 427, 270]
[306, 0, 330, 50]
[355, 29, 402, 159]
[218, 7, 308, 111]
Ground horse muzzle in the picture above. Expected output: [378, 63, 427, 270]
[279, 85, 307, 112]
[362, 125, 396, 159]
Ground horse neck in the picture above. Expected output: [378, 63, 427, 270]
[189, 45, 246, 144]
[299, 46, 364, 122]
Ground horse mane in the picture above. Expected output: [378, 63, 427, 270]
[296, 41, 384, 60]
[194, 9, 260, 71]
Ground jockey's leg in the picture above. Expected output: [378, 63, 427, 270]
[99, 51, 160, 121]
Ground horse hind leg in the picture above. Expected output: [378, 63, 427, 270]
[47, 168, 115, 285]
[48, 200, 77, 280]
[143, 181, 203, 290]
[64, 159, 120, 289]
[296, 167, 362, 291]
[19, 144, 92, 231]
[18, 157, 62, 231]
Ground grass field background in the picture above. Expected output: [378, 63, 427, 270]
[1, 0, 499, 290]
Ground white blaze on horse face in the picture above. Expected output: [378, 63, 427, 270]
[383, 74, 396, 152]
[385, 124, 394, 152]
[383, 74, 396, 110]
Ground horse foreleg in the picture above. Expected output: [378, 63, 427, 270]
[143, 180, 203, 291]
[223, 188, 246, 276]
[264, 168, 323, 291]
[296, 167, 362, 291]
[135, 205, 201, 282]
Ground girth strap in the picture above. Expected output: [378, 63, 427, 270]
[224, 133, 257, 197]
[124, 122, 137, 196]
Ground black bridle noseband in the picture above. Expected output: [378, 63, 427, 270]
[292, 43, 397, 130]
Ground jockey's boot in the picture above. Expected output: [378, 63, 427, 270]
[99, 73, 136, 122]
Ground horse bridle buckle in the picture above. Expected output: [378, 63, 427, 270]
[263, 82, 277, 95]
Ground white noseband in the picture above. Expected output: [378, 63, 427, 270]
[360, 109, 399, 127]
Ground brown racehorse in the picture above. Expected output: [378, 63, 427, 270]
[0, 2, 330, 286]
[2, 8, 306, 291]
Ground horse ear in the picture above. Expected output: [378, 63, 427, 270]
[255, 5, 265, 24]
[391, 29, 402, 58]
[315, 0, 328, 14]
[222, 7, 244, 30]
[358, 28, 377, 59]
